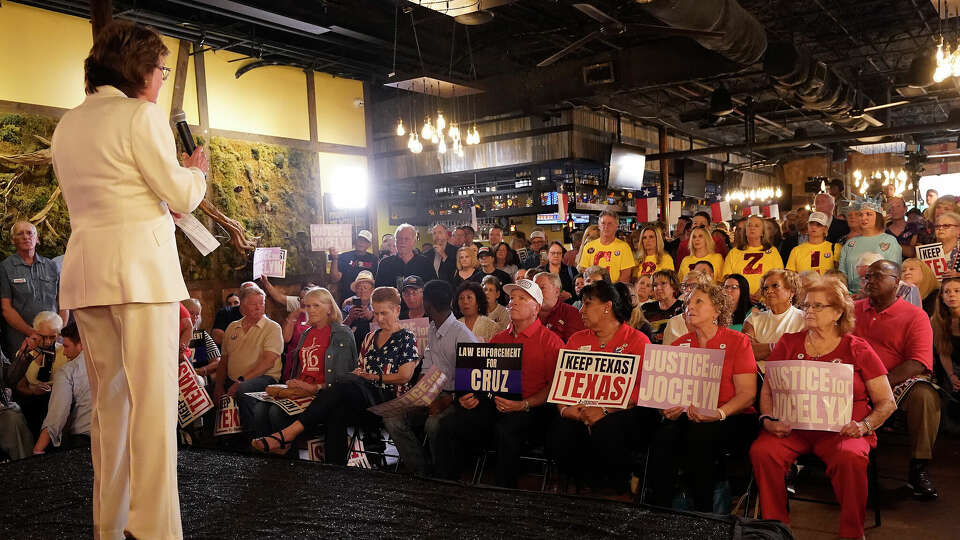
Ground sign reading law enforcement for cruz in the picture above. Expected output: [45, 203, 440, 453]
[455, 343, 522, 401]
[548, 350, 641, 409]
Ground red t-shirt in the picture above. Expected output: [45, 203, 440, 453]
[540, 302, 587, 342]
[853, 298, 933, 372]
[293, 325, 332, 386]
[671, 326, 757, 409]
[490, 319, 564, 399]
[769, 331, 888, 421]
[564, 322, 651, 403]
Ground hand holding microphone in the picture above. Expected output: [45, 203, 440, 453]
[172, 110, 209, 176]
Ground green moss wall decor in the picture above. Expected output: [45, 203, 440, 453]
[0, 112, 324, 282]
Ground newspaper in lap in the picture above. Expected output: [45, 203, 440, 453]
[244, 391, 315, 415]
[367, 366, 447, 418]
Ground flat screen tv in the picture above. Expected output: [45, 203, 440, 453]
[608, 143, 647, 190]
[536, 213, 590, 225]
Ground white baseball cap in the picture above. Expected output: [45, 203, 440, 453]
[357, 230, 373, 243]
[529, 230, 546, 240]
[808, 212, 829, 226]
[503, 279, 544, 306]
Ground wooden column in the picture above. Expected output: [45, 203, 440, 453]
[658, 125, 670, 224]
[90, 0, 113, 38]
[169, 40, 191, 117]
[305, 70, 319, 144]
[193, 45, 209, 134]
[362, 81, 379, 257]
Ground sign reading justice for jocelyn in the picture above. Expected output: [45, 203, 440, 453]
[548, 350, 641, 409]
[634, 344, 724, 410]
[455, 343, 522, 400]
[765, 360, 853, 432]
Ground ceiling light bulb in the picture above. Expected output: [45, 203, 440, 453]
[407, 133, 416, 150]
[438, 138, 447, 154]
[421, 118, 434, 140]
[430, 133, 439, 144]
[775, 187, 782, 198]
[436, 112, 446, 131]
[448, 124, 460, 141]
[411, 135, 423, 154]
[396, 119, 406, 137]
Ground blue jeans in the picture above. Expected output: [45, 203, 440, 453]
[230, 375, 276, 435]
[251, 400, 298, 438]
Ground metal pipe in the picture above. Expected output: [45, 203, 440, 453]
[645, 118, 960, 160]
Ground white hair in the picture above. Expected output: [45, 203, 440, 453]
[33, 311, 63, 332]
[395, 223, 417, 237]
[238, 285, 266, 302]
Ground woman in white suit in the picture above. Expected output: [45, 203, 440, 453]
[51, 21, 208, 540]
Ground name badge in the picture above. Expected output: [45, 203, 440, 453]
[12, 278, 26, 284]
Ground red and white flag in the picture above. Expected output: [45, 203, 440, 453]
[710, 201, 732, 222]
[636, 197, 658, 222]
[558, 191, 569, 223]
[761, 204, 780, 219]
[742, 205, 761, 217]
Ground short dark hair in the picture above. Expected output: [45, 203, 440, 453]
[677, 215, 693, 225]
[694, 211, 712, 223]
[454, 281, 488, 318]
[225, 293, 239, 302]
[61, 321, 81, 344]
[548, 240, 565, 254]
[829, 178, 844, 189]
[581, 281, 632, 323]
[84, 20, 169, 97]
[423, 280, 453, 312]
[462, 225, 475, 235]
[907, 207, 923, 217]
[692, 260, 715, 273]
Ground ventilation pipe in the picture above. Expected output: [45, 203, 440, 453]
[642, 0, 768, 65]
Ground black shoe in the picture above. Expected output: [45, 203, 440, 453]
[907, 459, 939, 500]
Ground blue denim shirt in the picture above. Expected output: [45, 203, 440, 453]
[0, 253, 60, 357]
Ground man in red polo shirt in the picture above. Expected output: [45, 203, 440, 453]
[434, 279, 564, 488]
[854, 260, 939, 499]
[534, 272, 585, 342]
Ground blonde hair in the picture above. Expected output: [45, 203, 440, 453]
[638, 226, 667, 260]
[688, 227, 716, 256]
[902, 258, 939, 299]
[303, 287, 342, 325]
[456, 246, 479, 271]
[583, 224, 600, 244]
[804, 280, 856, 335]
[734, 215, 773, 250]
[687, 282, 733, 328]
[372, 286, 402, 306]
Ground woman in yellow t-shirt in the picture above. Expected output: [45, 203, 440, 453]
[636, 226, 674, 278]
[722, 215, 784, 298]
[785, 212, 841, 275]
[678, 227, 724, 282]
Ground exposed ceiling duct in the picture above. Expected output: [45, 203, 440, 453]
[641, 0, 768, 66]
[763, 42, 873, 132]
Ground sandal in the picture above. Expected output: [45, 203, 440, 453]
[251, 432, 291, 455]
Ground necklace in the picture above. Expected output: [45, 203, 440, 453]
[805, 332, 840, 359]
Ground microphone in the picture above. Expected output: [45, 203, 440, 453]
[171, 110, 196, 156]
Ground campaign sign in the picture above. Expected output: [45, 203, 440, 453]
[454, 343, 522, 400]
[548, 350, 641, 409]
[368, 367, 447, 418]
[766, 360, 853, 432]
[214, 395, 243, 436]
[634, 344, 724, 410]
[253, 247, 287, 279]
[371, 317, 430, 355]
[917, 242, 948, 280]
[310, 223, 353, 252]
[177, 360, 213, 427]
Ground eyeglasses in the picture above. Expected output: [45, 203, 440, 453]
[935, 224, 959, 230]
[156, 65, 172, 81]
[798, 302, 833, 312]
[723, 284, 740, 291]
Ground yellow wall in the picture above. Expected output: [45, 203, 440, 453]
[204, 49, 310, 140]
[0, 3, 90, 109]
[314, 72, 366, 147]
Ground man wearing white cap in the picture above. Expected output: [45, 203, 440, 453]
[434, 278, 565, 488]
[330, 230, 378, 304]
[785, 211, 842, 275]
[521, 230, 548, 270]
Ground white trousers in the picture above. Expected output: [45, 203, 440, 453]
[75, 303, 182, 540]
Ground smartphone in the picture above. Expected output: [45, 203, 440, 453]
[352, 298, 362, 308]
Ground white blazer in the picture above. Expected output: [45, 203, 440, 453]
[51, 86, 207, 309]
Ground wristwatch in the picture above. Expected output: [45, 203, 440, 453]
[522, 399, 530, 412]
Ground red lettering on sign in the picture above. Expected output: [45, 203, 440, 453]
[742, 253, 764, 274]
[592, 251, 613, 266]
[810, 251, 820, 268]
[641, 261, 657, 275]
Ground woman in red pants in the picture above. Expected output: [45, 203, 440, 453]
[750, 278, 895, 539]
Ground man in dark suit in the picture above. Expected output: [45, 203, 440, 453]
[423, 224, 459, 284]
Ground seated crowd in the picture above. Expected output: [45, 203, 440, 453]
[4, 188, 959, 540]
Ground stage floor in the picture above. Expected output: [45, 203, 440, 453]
[1, 447, 748, 539]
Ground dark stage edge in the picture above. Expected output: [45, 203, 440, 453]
[0, 447, 786, 539]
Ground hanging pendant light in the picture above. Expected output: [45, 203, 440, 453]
[396, 119, 406, 137]
[438, 137, 447, 154]
[436, 112, 446, 132]
[407, 132, 417, 150]
[421, 117, 435, 140]
[411, 133, 423, 154]
[448, 123, 460, 141]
